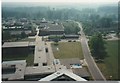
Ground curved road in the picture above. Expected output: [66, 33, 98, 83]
[76, 22, 106, 81]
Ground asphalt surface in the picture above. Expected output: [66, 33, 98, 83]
[76, 22, 106, 81]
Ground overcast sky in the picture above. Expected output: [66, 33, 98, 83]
[2, 0, 119, 3]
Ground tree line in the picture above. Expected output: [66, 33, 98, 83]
[2, 31, 28, 42]
[2, 6, 118, 21]
[89, 33, 107, 61]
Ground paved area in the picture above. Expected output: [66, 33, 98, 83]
[60, 58, 82, 69]
[72, 68, 90, 77]
[76, 22, 106, 80]
[34, 36, 47, 65]
[59, 58, 90, 78]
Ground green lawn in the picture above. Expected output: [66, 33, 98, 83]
[51, 42, 84, 59]
[26, 53, 34, 66]
[62, 21, 80, 34]
[97, 40, 119, 80]
[2, 53, 34, 66]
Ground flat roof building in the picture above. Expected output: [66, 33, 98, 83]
[2, 42, 35, 48]
[2, 42, 35, 61]
[2, 60, 27, 81]
[39, 22, 64, 36]
[3, 42, 29, 48]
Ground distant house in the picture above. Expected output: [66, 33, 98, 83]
[39, 22, 64, 36]
[2, 22, 34, 36]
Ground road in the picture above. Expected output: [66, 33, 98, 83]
[76, 22, 106, 81]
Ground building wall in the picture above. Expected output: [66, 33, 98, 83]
[39, 30, 49, 36]
[49, 31, 64, 35]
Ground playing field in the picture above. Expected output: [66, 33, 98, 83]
[51, 42, 84, 59]
[97, 40, 119, 80]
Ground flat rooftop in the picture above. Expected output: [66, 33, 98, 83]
[29, 42, 36, 46]
[2, 60, 26, 80]
[25, 65, 55, 75]
[2, 60, 26, 66]
[2, 42, 35, 48]
[40, 22, 64, 31]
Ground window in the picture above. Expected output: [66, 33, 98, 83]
[34, 63, 38, 66]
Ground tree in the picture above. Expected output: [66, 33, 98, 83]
[15, 34, 21, 40]
[99, 17, 112, 28]
[89, 33, 107, 60]
[2, 31, 11, 41]
[54, 35, 59, 45]
[75, 26, 80, 34]
[21, 31, 27, 38]
[116, 31, 120, 38]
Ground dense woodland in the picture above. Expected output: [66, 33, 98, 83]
[63, 21, 80, 35]
[2, 5, 118, 36]
[2, 6, 118, 20]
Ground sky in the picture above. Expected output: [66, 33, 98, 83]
[2, 0, 119, 3]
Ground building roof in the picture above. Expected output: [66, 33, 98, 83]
[2, 60, 26, 65]
[47, 24, 64, 31]
[2, 42, 35, 48]
[29, 42, 35, 46]
[10, 30, 31, 35]
[39, 69, 87, 81]
[25, 65, 55, 75]
[40, 22, 64, 31]
[2, 60, 26, 80]
[3, 42, 29, 48]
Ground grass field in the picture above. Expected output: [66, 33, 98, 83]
[97, 40, 119, 80]
[51, 42, 84, 59]
[26, 53, 34, 66]
[2, 53, 34, 66]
